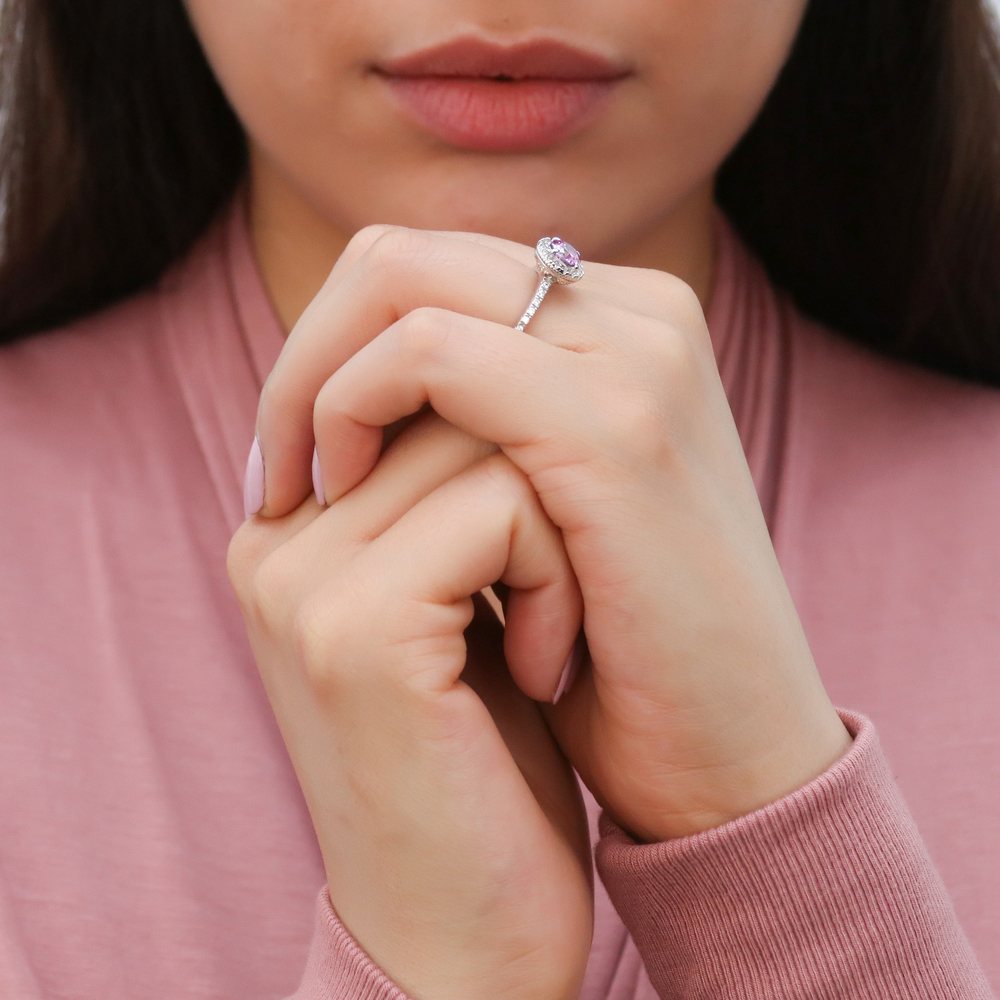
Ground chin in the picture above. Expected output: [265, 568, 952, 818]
[358, 172, 599, 246]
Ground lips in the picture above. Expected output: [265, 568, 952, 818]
[373, 35, 631, 151]
[375, 35, 632, 81]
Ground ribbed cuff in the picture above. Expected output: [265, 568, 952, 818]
[286, 885, 413, 1000]
[594, 707, 993, 999]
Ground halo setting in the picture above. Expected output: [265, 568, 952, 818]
[534, 236, 584, 283]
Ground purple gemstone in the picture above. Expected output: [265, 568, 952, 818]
[550, 237, 580, 268]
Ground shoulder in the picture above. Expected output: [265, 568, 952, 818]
[1, 283, 164, 370]
[793, 306, 1000, 454]
[0, 211, 233, 454]
[711, 212, 1000, 499]
[0, 198, 234, 436]
[0, 284, 178, 469]
[780, 307, 1000, 564]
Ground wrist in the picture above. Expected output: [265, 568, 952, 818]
[621, 707, 854, 843]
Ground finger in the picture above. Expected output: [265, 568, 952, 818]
[299, 406, 509, 627]
[322, 223, 541, 288]
[258, 229, 535, 517]
[226, 490, 325, 608]
[327, 224, 688, 325]
[232, 408, 498, 628]
[327, 406, 499, 539]
[271, 405, 499, 614]
[312, 305, 598, 504]
[303, 450, 583, 705]
[257, 227, 607, 518]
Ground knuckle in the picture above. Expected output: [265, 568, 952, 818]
[245, 552, 299, 626]
[421, 452, 519, 526]
[478, 450, 532, 502]
[312, 370, 350, 427]
[289, 595, 343, 678]
[670, 274, 704, 318]
[642, 271, 709, 338]
[462, 452, 539, 522]
[604, 389, 670, 458]
[642, 268, 695, 308]
[653, 323, 703, 383]
[247, 550, 373, 700]
[588, 356, 683, 469]
[319, 224, 398, 291]
[343, 222, 397, 262]
[616, 316, 703, 405]
[604, 331, 705, 467]
[396, 305, 453, 360]
[226, 522, 272, 603]
[369, 225, 430, 271]
[291, 577, 377, 699]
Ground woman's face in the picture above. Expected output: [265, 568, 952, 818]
[183, 1, 807, 264]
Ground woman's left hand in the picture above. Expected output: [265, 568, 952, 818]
[253, 224, 853, 844]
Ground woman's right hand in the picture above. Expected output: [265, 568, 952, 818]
[226, 409, 594, 1000]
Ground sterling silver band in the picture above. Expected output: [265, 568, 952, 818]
[514, 236, 584, 332]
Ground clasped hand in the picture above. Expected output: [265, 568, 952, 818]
[227, 223, 852, 999]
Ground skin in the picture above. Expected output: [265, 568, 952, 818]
[191, 1, 856, 994]
[182, 0, 811, 332]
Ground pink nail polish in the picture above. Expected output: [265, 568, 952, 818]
[553, 632, 585, 705]
[312, 446, 325, 506]
[243, 435, 264, 517]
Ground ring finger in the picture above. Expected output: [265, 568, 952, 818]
[257, 227, 621, 516]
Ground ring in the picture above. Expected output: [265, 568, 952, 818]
[514, 236, 584, 332]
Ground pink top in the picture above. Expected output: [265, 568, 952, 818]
[1, 178, 997, 998]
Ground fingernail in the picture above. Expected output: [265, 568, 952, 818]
[312, 446, 326, 506]
[553, 631, 585, 705]
[243, 434, 264, 517]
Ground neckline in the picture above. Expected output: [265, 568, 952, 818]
[223, 178, 288, 390]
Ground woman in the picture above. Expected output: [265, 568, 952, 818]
[0, 1, 997, 997]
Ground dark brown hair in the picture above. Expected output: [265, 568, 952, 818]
[1, 1, 999, 386]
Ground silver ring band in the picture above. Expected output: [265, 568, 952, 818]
[514, 236, 584, 332]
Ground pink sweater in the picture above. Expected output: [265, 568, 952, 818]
[1, 179, 996, 999]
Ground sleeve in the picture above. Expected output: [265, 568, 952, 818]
[283, 886, 416, 1000]
[593, 707, 995, 999]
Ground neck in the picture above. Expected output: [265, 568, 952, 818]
[245, 156, 719, 337]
